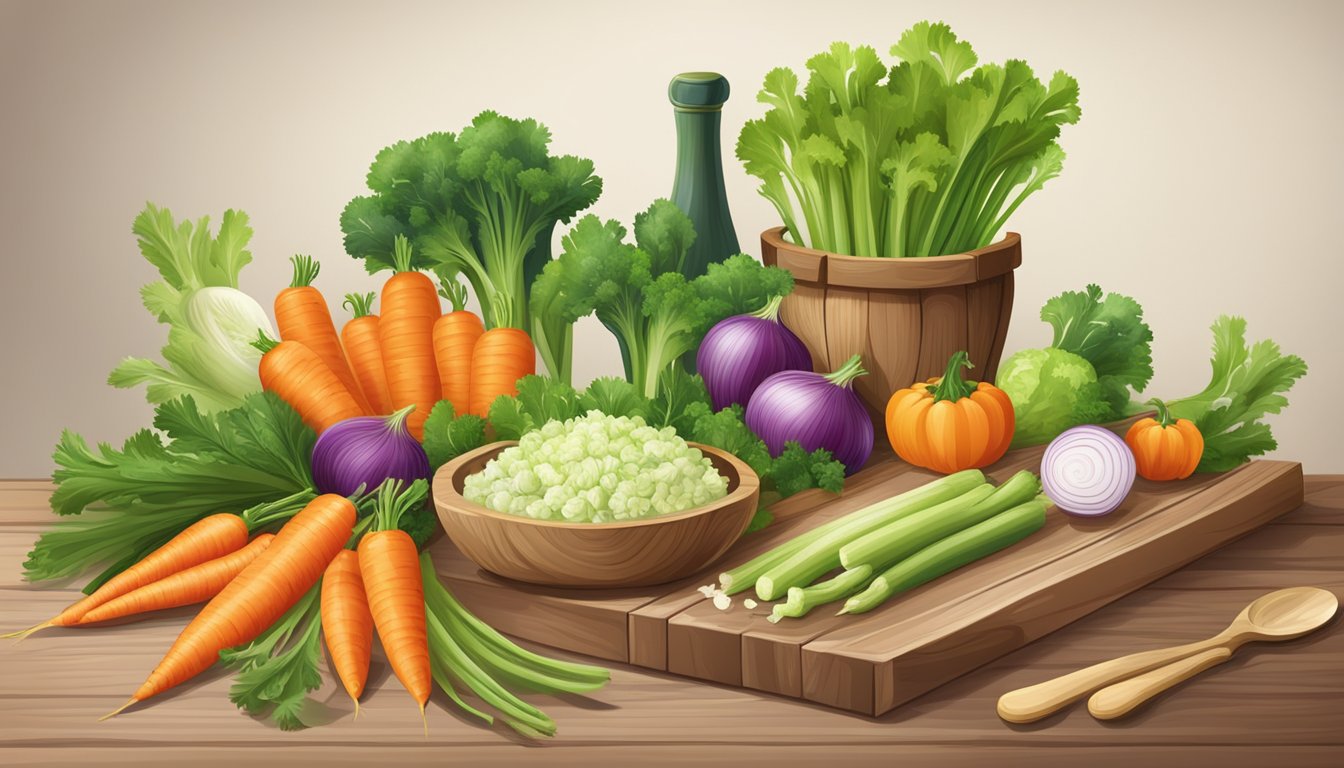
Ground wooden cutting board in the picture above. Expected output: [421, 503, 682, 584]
[427, 440, 1304, 717]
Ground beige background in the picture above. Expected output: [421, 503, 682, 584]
[1, 0, 1339, 476]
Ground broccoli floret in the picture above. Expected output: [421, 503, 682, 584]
[538, 199, 793, 399]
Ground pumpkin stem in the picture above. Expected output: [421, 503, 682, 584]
[750, 294, 786, 323]
[931, 351, 977, 403]
[1145, 397, 1175, 428]
[824, 354, 868, 390]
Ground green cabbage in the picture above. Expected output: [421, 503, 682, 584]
[995, 347, 1112, 448]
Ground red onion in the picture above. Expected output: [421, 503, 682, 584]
[312, 405, 430, 496]
[1040, 425, 1136, 517]
[745, 353, 873, 475]
[698, 295, 812, 411]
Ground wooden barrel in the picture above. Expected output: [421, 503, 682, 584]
[760, 227, 1021, 420]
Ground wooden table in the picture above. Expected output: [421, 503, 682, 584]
[2, 477, 1341, 768]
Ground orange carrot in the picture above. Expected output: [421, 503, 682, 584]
[341, 292, 394, 415]
[432, 276, 483, 418]
[275, 255, 372, 413]
[380, 236, 441, 439]
[253, 331, 364, 434]
[4, 513, 248, 640]
[321, 549, 373, 714]
[357, 480, 431, 722]
[101, 495, 355, 718]
[468, 327, 535, 417]
[78, 535, 275, 624]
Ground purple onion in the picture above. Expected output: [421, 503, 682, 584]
[312, 405, 430, 496]
[1041, 425, 1136, 517]
[745, 354, 873, 475]
[698, 295, 812, 411]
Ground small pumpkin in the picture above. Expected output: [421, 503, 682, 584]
[885, 350, 1015, 474]
[1125, 398, 1204, 481]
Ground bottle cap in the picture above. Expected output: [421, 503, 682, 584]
[668, 72, 730, 112]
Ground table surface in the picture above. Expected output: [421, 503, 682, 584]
[2, 476, 1341, 768]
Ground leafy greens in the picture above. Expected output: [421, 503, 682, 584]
[737, 21, 1080, 257]
[340, 112, 602, 383]
[996, 284, 1152, 448]
[28, 393, 316, 588]
[1168, 316, 1308, 472]
[219, 584, 324, 731]
[109, 204, 274, 411]
[535, 199, 793, 398]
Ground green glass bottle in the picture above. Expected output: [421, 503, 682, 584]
[668, 72, 740, 279]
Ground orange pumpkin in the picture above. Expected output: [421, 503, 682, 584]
[1125, 398, 1204, 481]
[885, 350, 1015, 474]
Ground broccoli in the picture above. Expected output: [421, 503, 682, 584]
[341, 112, 602, 383]
[538, 199, 792, 399]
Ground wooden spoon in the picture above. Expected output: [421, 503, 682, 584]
[996, 586, 1338, 724]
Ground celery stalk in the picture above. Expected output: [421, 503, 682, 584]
[839, 470, 1041, 571]
[769, 565, 874, 623]
[718, 469, 985, 595]
[755, 478, 992, 601]
[841, 500, 1047, 615]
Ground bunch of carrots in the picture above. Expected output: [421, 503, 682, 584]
[258, 235, 535, 440]
[9, 484, 427, 719]
[8, 480, 607, 733]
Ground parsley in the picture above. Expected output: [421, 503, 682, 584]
[219, 584, 324, 731]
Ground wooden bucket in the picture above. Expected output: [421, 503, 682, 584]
[760, 227, 1021, 420]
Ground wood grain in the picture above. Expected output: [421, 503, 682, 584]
[914, 285, 970, 378]
[1, 476, 1341, 766]
[803, 461, 1304, 714]
[425, 437, 1304, 716]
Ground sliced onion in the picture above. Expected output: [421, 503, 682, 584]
[1040, 425, 1136, 517]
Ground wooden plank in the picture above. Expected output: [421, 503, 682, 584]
[777, 284, 829, 372]
[631, 458, 920, 670]
[964, 274, 1005, 375]
[1, 476, 1342, 763]
[864, 291, 921, 415]
[822, 286, 869, 378]
[802, 460, 1305, 715]
[970, 231, 1022, 280]
[983, 270, 1015, 381]
[734, 450, 1056, 698]
[827, 252, 979, 289]
[914, 285, 970, 379]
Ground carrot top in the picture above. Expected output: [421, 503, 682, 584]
[289, 255, 321, 288]
[391, 234, 419, 274]
[370, 479, 430, 533]
[241, 490, 320, 532]
[437, 273, 470, 313]
[343, 292, 377, 319]
[251, 330, 279, 355]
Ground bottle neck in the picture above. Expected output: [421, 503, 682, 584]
[671, 108, 739, 277]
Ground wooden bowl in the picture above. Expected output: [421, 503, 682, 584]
[432, 441, 761, 588]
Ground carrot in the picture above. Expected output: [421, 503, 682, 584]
[101, 494, 356, 719]
[357, 480, 432, 725]
[341, 292, 394, 415]
[78, 535, 275, 625]
[468, 327, 535, 418]
[432, 276, 484, 419]
[380, 236, 441, 440]
[320, 549, 373, 715]
[275, 255, 372, 413]
[4, 513, 248, 640]
[253, 331, 364, 434]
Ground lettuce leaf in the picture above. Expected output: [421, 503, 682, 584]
[1041, 283, 1153, 418]
[1168, 316, 1308, 472]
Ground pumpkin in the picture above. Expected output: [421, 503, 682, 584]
[1124, 398, 1204, 481]
[885, 350, 1015, 474]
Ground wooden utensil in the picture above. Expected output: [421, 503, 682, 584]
[1087, 646, 1233, 719]
[996, 586, 1338, 723]
[432, 441, 761, 588]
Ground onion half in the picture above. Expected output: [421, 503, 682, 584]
[1040, 425, 1136, 517]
